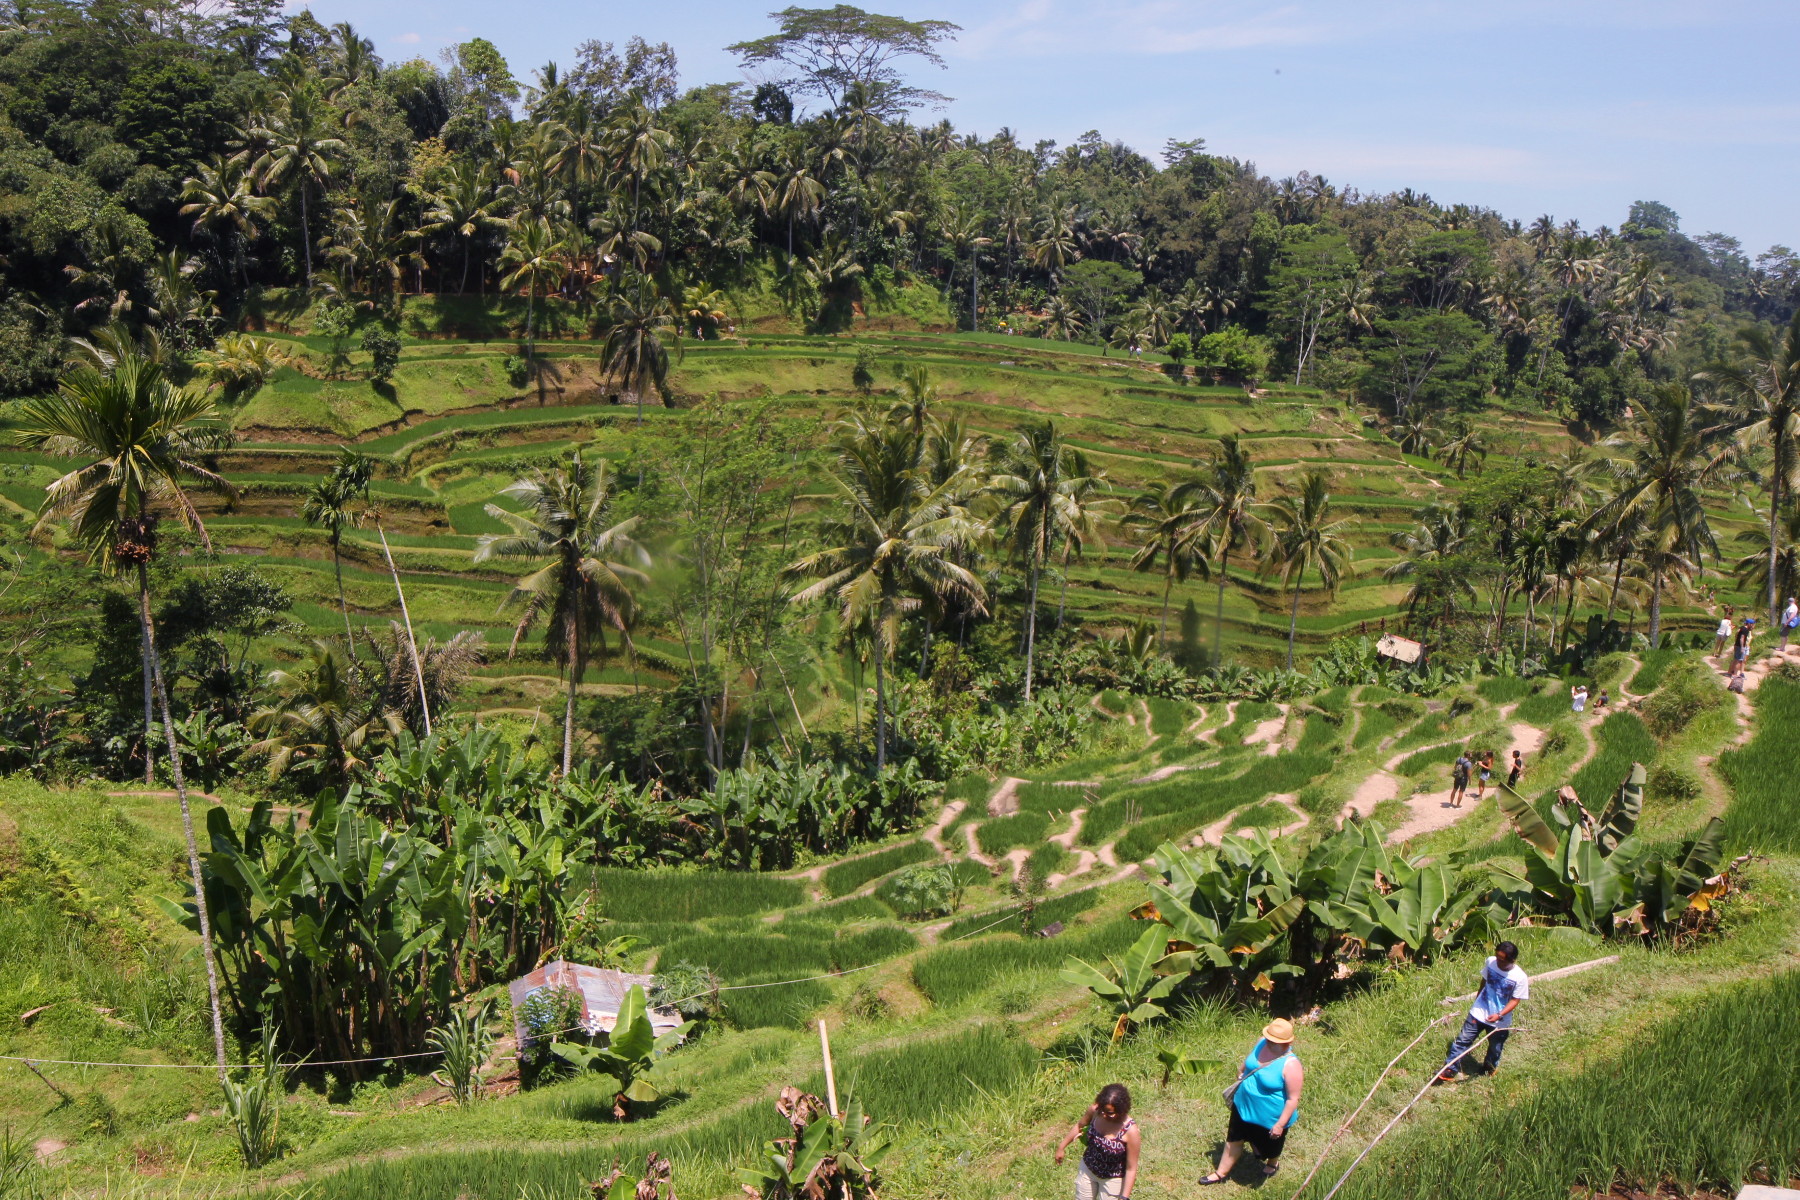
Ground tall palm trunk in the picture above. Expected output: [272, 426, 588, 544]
[299, 182, 312, 284]
[139, 611, 156, 784]
[1159, 570, 1174, 650]
[563, 607, 578, 776]
[873, 636, 887, 769]
[1023, 560, 1041, 701]
[1649, 563, 1665, 649]
[378, 525, 430, 736]
[1214, 543, 1232, 668]
[969, 246, 979, 331]
[331, 528, 355, 656]
[460, 241, 471, 294]
[1767, 460, 1784, 629]
[1605, 545, 1628, 624]
[138, 565, 230, 1084]
[1285, 582, 1302, 670]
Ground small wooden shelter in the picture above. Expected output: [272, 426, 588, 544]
[1376, 633, 1425, 667]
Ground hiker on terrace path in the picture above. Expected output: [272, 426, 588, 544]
[1055, 1083, 1140, 1200]
[1437, 941, 1528, 1083]
[1201, 1018, 1304, 1184]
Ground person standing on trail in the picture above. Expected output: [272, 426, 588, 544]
[1436, 941, 1528, 1083]
[1715, 610, 1734, 658]
[1571, 684, 1589, 714]
[1474, 751, 1494, 802]
[1783, 598, 1798, 651]
[1054, 1083, 1140, 1200]
[1449, 751, 1473, 808]
[1200, 1019, 1304, 1185]
[1506, 749, 1524, 790]
[1734, 619, 1756, 669]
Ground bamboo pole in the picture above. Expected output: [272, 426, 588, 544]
[818, 1019, 839, 1118]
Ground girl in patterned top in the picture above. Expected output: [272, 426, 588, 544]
[1054, 1083, 1140, 1200]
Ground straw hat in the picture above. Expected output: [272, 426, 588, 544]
[1262, 1018, 1295, 1044]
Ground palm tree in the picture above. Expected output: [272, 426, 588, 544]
[302, 451, 372, 656]
[601, 275, 681, 424]
[1184, 434, 1264, 667]
[473, 450, 649, 774]
[939, 203, 992, 331]
[196, 333, 289, 402]
[498, 218, 567, 400]
[422, 163, 502, 294]
[1699, 308, 1800, 628]
[787, 418, 986, 766]
[1042, 296, 1084, 342]
[254, 88, 347, 283]
[1262, 470, 1354, 669]
[985, 420, 1099, 700]
[247, 639, 398, 787]
[773, 153, 825, 257]
[1436, 423, 1488, 478]
[1384, 503, 1474, 629]
[1734, 502, 1800, 608]
[890, 364, 938, 435]
[179, 157, 274, 286]
[1592, 384, 1725, 647]
[1123, 482, 1206, 647]
[11, 353, 234, 1082]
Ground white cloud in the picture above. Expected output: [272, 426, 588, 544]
[393, 31, 421, 45]
[1227, 135, 1607, 188]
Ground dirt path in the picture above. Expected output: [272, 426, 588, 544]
[1199, 700, 1238, 744]
[1387, 722, 1546, 844]
[1131, 759, 1221, 783]
[1243, 703, 1289, 748]
[963, 824, 995, 868]
[922, 800, 966, 859]
[987, 777, 1027, 817]
[1193, 794, 1308, 846]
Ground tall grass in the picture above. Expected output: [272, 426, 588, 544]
[1719, 676, 1800, 851]
[912, 919, 1139, 1006]
[939, 887, 1099, 941]
[587, 869, 804, 922]
[1629, 648, 1685, 694]
[1145, 697, 1192, 736]
[1223, 700, 1280, 744]
[1393, 744, 1461, 777]
[1082, 753, 1333, 853]
[1351, 704, 1398, 750]
[821, 841, 933, 897]
[976, 811, 1051, 855]
[1475, 676, 1534, 704]
[1325, 972, 1800, 1200]
[1552, 713, 1657, 810]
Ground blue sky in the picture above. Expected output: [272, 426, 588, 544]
[303, 0, 1798, 254]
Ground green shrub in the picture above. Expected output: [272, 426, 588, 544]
[1640, 659, 1726, 739]
[821, 841, 934, 898]
[1648, 764, 1701, 802]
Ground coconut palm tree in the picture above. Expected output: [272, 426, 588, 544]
[254, 88, 347, 284]
[1698, 308, 1800, 629]
[179, 157, 274, 286]
[1262, 470, 1354, 669]
[1734, 502, 1800, 609]
[787, 417, 986, 766]
[601, 274, 681, 424]
[1184, 434, 1264, 667]
[246, 639, 399, 787]
[10, 352, 234, 1081]
[1592, 384, 1726, 647]
[1384, 503, 1474, 629]
[1124, 481, 1207, 647]
[1436, 423, 1488, 479]
[422, 163, 502, 294]
[474, 450, 649, 774]
[301, 451, 372, 656]
[498, 217, 567, 400]
[985, 420, 1100, 699]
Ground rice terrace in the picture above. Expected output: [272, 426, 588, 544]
[0, 3, 1797, 1199]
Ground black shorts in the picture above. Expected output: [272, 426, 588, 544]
[1227, 1108, 1289, 1160]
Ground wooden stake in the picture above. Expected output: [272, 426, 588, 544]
[24, 1060, 71, 1106]
[378, 523, 432, 736]
[1439, 954, 1618, 1005]
[818, 1019, 839, 1118]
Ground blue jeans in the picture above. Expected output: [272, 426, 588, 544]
[1444, 1016, 1509, 1075]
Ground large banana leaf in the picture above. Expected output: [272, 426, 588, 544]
[1594, 763, 1645, 854]
[1498, 786, 1559, 856]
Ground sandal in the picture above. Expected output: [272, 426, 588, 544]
[1198, 1173, 1228, 1185]
[1263, 1163, 1281, 1177]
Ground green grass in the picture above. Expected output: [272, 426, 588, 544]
[1515, 681, 1579, 726]
[1560, 713, 1658, 809]
[938, 887, 1100, 941]
[1330, 971, 1800, 1200]
[1629, 648, 1685, 695]
[975, 811, 1051, 856]
[1351, 704, 1399, 749]
[1024, 840, 1068, 881]
[1393, 744, 1462, 777]
[1475, 676, 1534, 704]
[1222, 700, 1280, 743]
[1719, 676, 1800, 851]
[586, 869, 805, 922]
[911, 918, 1139, 1006]
[821, 841, 934, 898]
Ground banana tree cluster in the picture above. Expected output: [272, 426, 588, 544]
[739, 1087, 890, 1200]
[1495, 762, 1730, 940]
[550, 985, 691, 1121]
[1068, 820, 1494, 1028]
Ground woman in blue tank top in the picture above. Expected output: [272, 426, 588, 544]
[1200, 1018, 1304, 1183]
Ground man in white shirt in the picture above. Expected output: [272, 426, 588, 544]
[1783, 598, 1799, 652]
[1436, 941, 1528, 1083]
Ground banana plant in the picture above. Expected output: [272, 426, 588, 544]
[1137, 838, 1309, 1000]
[1156, 1047, 1223, 1089]
[1062, 925, 1184, 1041]
[1346, 861, 1488, 964]
[739, 1087, 891, 1200]
[550, 985, 691, 1120]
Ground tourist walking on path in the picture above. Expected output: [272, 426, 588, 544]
[1436, 941, 1528, 1084]
[1055, 1084, 1140, 1200]
[1715, 610, 1735, 658]
[1734, 619, 1756, 670]
[1782, 597, 1798, 652]
[1571, 684, 1589, 714]
[1474, 751, 1494, 802]
[1506, 749, 1524, 790]
[1449, 751, 1472, 808]
[1201, 1019, 1304, 1184]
